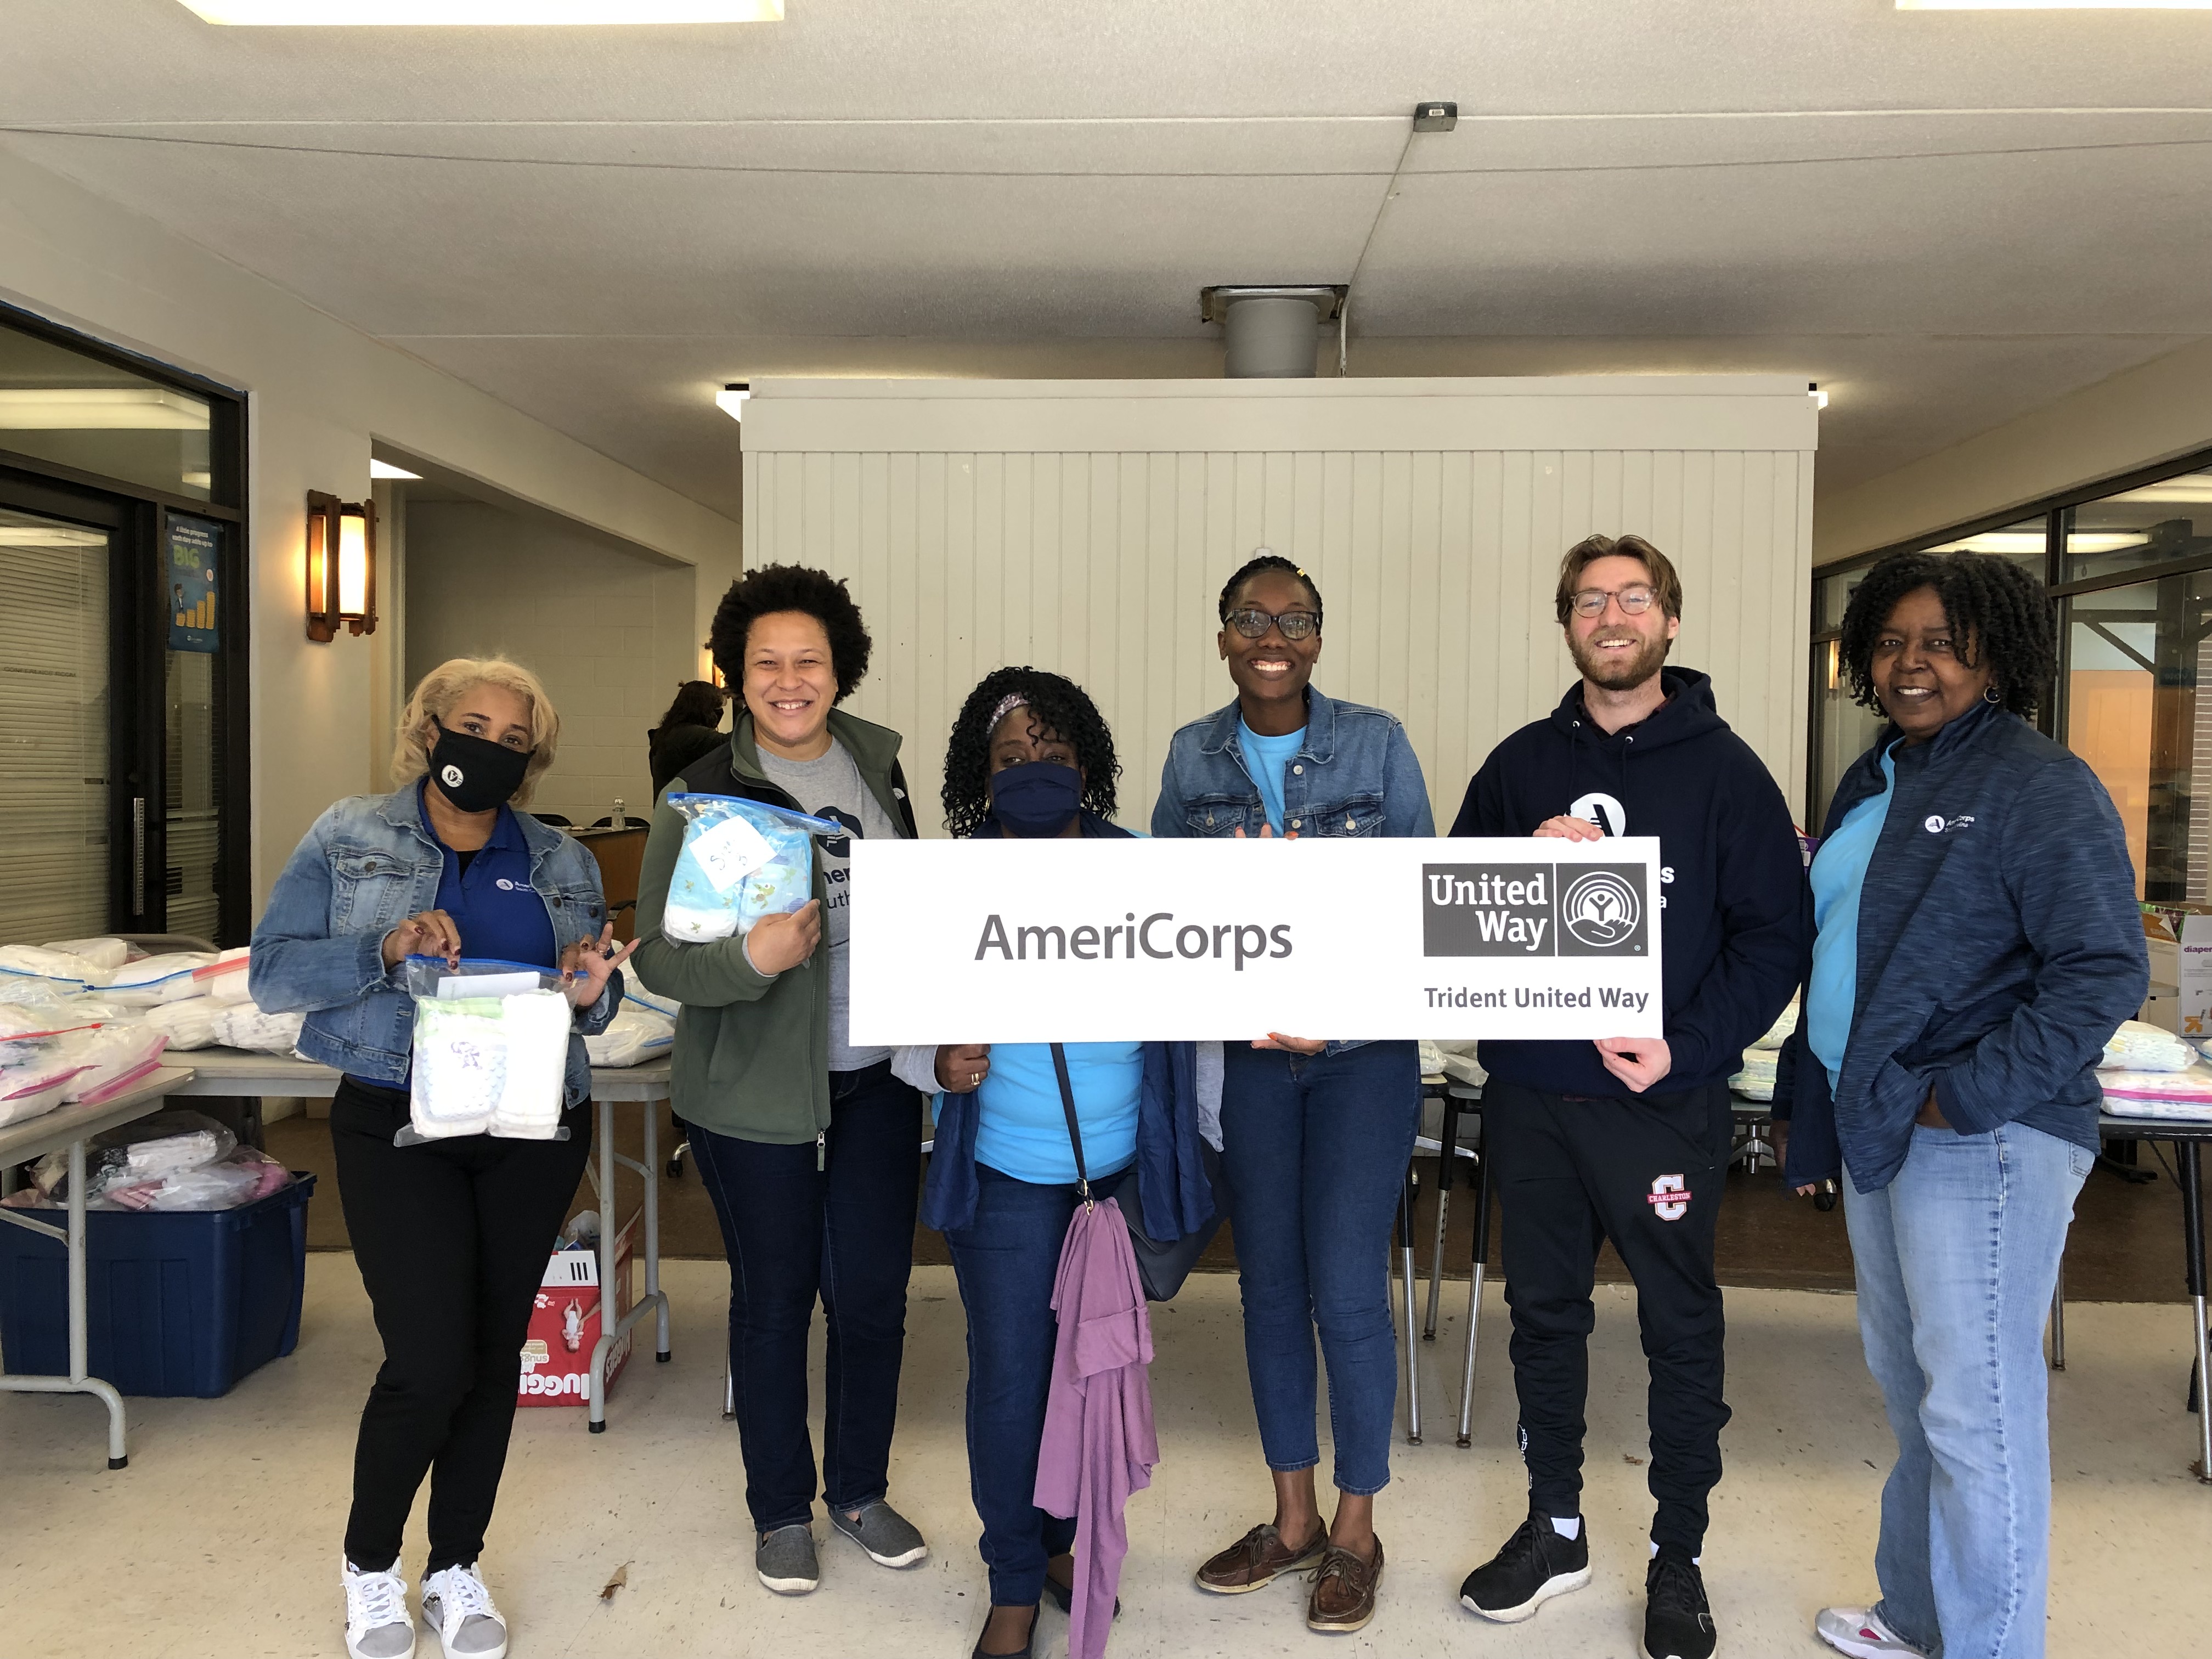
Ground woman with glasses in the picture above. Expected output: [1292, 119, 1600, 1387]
[1151, 551, 1432, 1637]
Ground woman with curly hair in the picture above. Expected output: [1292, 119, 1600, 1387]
[632, 565, 931, 1599]
[890, 668, 1216, 1658]
[1773, 551, 2147, 1659]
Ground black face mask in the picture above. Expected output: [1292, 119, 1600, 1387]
[988, 761, 1084, 838]
[430, 725, 531, 814]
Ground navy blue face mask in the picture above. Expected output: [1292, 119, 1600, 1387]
[988, 761, 1084, 838]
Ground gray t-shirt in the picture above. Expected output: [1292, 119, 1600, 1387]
[757, 739, 902, 1073]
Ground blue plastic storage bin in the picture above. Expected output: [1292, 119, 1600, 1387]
[0, 1173, 315, 1398]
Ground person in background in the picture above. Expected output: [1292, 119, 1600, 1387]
[895, 666, 1216, 1659]
[1153, 551, 1431, 1637]
[647, 679, 729, 800]
[252, 657, 632, 1659]
[1448, 533, 1805, 1659]
[1776, 551, 2146, 1659]
[630, 565, 930, 1598]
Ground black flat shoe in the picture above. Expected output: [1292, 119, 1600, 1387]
[970, 1604, 1039, 1659]
[1042, 1572, 1120, 1619]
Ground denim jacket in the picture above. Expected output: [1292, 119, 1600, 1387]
[249, 786, 620, 1107]
[1151, 687, 1433, 1052]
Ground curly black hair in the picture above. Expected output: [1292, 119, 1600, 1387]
[942, 666, 1121, 838]
[1217, 550, 1323, 629]
[1838, 549, 2056, 720]
[708, 564, 872, 701]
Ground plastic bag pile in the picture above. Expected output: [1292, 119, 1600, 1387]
[1, 1108, 292, 1212]
[2096, 1019, 2212, 1120]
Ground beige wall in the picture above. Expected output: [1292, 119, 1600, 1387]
[402, 499, 699, 825]
[744, 376, 1818, 824]
[1815, 337, 2212, 564]
[0, 145, 740, 909]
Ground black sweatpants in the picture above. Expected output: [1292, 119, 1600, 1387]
[1485, 1076, 1733, 1553]
[330, 1076, 592, 1573]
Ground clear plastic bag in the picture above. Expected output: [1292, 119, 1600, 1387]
[104, 953, 219, 1006]
[584, 1004, 676, 1067]
[207, 1002, 307, 1056]
[662, 792, 836, 944]
[405, 956, 573, 1143]
[32, 1109, 237, 1203]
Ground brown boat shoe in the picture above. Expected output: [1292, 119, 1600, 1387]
[1306, 1536, 1385, 1634]
[1193, 1522, 1328, 1595]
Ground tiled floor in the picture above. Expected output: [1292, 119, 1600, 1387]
[4, 1259, 2208, 1657]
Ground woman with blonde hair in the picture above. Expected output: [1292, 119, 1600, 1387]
[253, 657, 635, 1659]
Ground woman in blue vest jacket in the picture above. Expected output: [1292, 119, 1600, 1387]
[893, 667, 1215, 1659]
[1151, 553, 1432, 1637]
[251, 657, 631, 1659]
[1774, 552, 2147, 1659]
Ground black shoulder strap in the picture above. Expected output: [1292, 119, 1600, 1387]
[1049, 1042, 1091, 1200]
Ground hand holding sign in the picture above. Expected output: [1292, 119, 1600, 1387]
[1534, 815, 1605, 842]
[1595, 1034, 1672, 1093]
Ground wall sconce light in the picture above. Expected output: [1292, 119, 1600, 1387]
[306, 491, 377, 641]
[715, 382, 751, 422]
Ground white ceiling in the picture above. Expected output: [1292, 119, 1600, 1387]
[3, 0, 2210, 522]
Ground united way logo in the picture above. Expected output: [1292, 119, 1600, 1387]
[1559, 868, 1642, 951]
[1647, 1173, 1691, 1222]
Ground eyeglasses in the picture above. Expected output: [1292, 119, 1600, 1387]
[1226, 607, 1321, 642]
[1568, 584, 1658, 619]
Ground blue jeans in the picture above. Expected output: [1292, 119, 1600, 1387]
[1843, 1122, 2091, 1659]
[943, 1160, 1131, 1606]
[692, 1060, 924, 1531]
[1219, 1040, 1421, 1497]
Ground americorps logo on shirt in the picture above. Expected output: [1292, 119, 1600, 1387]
[493, 878, 536, 893]
[1568, 791, 1627, 836]
[1922, 814, 1977, 835]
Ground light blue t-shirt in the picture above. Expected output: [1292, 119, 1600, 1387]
[1239, 721, 1307, 836]
[1807, 744, 1899, 1090]
[972, 1041, 1144, 1186]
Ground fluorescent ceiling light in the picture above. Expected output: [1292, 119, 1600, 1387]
[716, 383, 752, 422]
[369, 459, 424, 480]
[0, 526, 108, 548]
[0, 387, 209, 431]
[1927, 531, 2151, 555]
[1898, 2, 2212, 9]
[181, 2, 782, 22]
[2101, 473, 2212, 505]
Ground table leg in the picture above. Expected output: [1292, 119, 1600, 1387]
[69, 1141, 128, 1469]
[645, 1099, 668, 1362]
[1424, 1095, 1458, 1341]
[1458, 1134, 1493, 1449]
[589, 1094, 617, 1433]
[2180, 1139, 2210, 1483]
[1398, 1166, 1421, 1445]
[2049, 1262, 2067, 1372]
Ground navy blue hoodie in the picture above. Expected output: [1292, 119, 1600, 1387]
[1449, 667, 1809, 1099]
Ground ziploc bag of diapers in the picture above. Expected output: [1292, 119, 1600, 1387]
[663, 793, 837, 945]
[403, 956, 573, 1144]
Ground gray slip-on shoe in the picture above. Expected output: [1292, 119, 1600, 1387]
[756, 1524, 821, 1595]
[829, 1501, 929, 1568]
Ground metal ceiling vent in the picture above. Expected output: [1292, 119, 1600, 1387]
[1200, 285, 1348, 379]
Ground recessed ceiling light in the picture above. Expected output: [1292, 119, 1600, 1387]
[1898, 2, 2212, 9]
[180, 2, 782, 24]
[369, 459, 424, 479]
[716, 383, 752, 423]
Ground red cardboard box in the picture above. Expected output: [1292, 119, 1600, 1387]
[517, 1212, 635, 1408]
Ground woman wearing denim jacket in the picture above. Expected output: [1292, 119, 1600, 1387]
[890, 667, 1218, 1659]
[1151, 552, 1432, 1635]
[250, 657, 631, 1659]
[1773, 552, 2147, 1659]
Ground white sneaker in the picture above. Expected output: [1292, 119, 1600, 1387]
[1816, 1606, 1929, 1658]
[342, 1559, 415, 1659]
[420, 1563, 509, 1659]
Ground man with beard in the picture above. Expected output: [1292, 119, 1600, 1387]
[1447, 534, 1806, 1659]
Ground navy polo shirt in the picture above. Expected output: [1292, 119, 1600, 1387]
[421, 780, 561, 970]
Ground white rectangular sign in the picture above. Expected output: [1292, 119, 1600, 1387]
[848, 836, 1664, 1045]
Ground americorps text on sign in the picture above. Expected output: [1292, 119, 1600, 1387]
[847, 836, 1665, 1046]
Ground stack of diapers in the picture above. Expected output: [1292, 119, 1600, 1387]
[2099, 1019, 2196, 1074]
[207, 1002, 307, 1055]
[584, 994, 677, 1068]
[662, 793, 836, 943]
[1729, 994, 1799, 1102]
[405, 957, 572, 1141]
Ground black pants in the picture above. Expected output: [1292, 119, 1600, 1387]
[1485, 1077, 1733, 1552]
[692, 1059, 923, 1531]
[331, 1076, 592, 1573]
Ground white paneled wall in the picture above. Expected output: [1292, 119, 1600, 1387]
[743, 379, 1816, 833]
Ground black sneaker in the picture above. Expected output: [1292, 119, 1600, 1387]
[1643, 1545, 1717, 1659]
[1458, 1511, 1592, 1623]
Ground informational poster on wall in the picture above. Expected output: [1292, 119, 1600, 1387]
[848, 837, 1664, 1045]
[166, 516, 219, 653]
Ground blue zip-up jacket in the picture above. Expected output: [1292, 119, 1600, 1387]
[1451, 668, 1808, 1098]
[249, 785, 620, 1108]
[1152, 687, 1432, 1055]
[916, 814, 1217, 1241]
[1775, 702, 2147, 1193]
